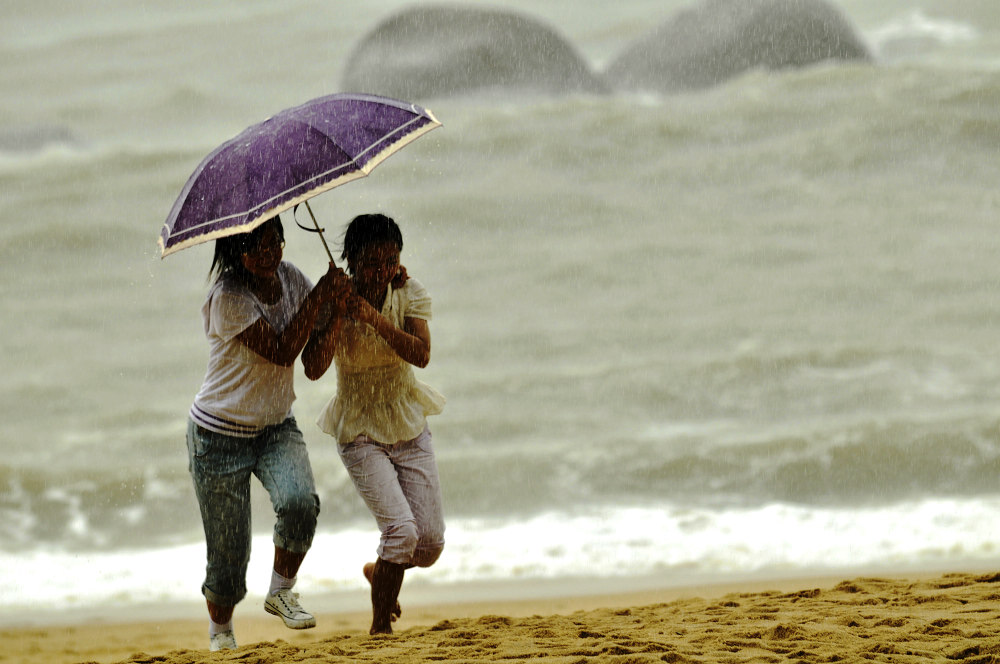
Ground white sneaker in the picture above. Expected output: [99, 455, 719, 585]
[209, 629, 237, 651]
[265, 589, 316, 629]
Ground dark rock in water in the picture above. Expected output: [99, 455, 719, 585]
[604, 0, 872, 93]
[0, 125, 76, 153]
[341, 4, 609, 99]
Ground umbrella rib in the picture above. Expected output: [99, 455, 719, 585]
[167, 115, 438, 238]
[160, 94, 441, 258]
[257, 113, 440, 221]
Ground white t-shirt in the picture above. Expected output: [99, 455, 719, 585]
[190, 262, 313, 437]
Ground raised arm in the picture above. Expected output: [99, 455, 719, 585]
[348, 294, 432, 369]
[237, 263, 347, 367]
[302, 299, 345, 380]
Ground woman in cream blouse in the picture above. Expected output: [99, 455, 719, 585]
[304, 213, 446, 635]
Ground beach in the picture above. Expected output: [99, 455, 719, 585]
[5, 1, 1000, 661]
[6, 570, 1000, 664]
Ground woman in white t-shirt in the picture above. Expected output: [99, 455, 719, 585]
[186, 216, 348, 651]
[304, 213, 446, 635]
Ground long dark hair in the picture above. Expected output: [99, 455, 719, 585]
[341, 213, 403, 275]
[208, 215, 285, 283]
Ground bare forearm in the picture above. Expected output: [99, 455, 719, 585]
[271, 288, 326, 366]
[370, 314, 430, 368]
[303, 318, 341, 380]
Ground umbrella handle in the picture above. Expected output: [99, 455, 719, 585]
[296, 201, 336, 265]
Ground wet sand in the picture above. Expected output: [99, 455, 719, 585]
[5, 571, 1000, 664]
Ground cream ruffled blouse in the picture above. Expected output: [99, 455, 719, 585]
[316, 277, 445, 444]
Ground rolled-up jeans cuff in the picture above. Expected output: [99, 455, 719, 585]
[202, 583, 245, 607]
[274, 531, 312, 554]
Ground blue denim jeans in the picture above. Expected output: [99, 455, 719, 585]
[187, 417, 319, 607]
[338, 427, 445, 567]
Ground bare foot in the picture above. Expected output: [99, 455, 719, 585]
[363, 562, 401, 622]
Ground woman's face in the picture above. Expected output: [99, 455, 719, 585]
[240, 224, 284, 277]
[350, 241, 401, 291]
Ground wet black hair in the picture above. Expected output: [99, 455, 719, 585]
[341, 213, 403, 275]
[208, 215, 285, 283]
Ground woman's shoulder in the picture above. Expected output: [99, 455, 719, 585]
[278, 261, 313, 288]
[209, 272, 248, 299]
[397, 275, 430, 301]
[275, 262, 313, 309]
[278, 260, 306, 280]
[396, 276, 432, 319]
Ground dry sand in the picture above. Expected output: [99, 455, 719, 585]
[5, 571, 1000, 664]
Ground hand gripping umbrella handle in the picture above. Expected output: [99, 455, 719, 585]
[294, 201, 336, 264]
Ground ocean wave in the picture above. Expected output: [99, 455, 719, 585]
[7, 409, 998, 556]
[432, 407, 1000, 518]
[0, 137, 203, 184]
[625, 416, 1000, 507]
[0, 464, 198, 553]
[869, 10, 978, 61]
[0, 125, 79, 154]
[0, 456, 376, 555]
[3, 498, 999, 616]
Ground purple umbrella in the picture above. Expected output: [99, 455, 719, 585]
[158, 93, 441, 259]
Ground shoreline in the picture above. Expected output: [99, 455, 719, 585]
[6, 559, 995, 629]
[5, 565, 999, 664]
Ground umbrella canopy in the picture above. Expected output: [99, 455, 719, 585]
[158, 93, 440, 258]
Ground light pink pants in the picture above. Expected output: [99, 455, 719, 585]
[338, 427, 445, 566]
